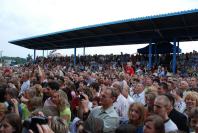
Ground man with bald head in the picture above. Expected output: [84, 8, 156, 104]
[154, 95, 178, 132]
[112, 81, 129, 123]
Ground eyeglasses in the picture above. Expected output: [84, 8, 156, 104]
[154, 104, 164, 109]
[101, 95, 111, 99]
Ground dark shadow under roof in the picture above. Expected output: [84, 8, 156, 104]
[9, 9, 198, 50]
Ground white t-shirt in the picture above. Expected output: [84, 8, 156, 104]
[164, 119, 178, 133]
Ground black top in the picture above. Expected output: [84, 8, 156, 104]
[168, 108, 189, 133]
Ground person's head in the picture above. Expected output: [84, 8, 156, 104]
[49, 116, 68, 133]
[21, 72, 30, 82]
[145, 91, 157, 108]
[27, 96, 42, 112]
[45, 81, 60, 97]
[184, 91, 198, 111]
[115, 124, 136, 133]
[100, 87, 116, 110]
[179, 80, 189, 91]
[0, 113, 21, 133]
[143, 114, 165, 133]
[122, 85, 129, 98]
[90, 82, 100, 93]
[112, 81, 122, 97]
[83, 115, 104, 133]
[190, 77, 197, 88]
[92, 96, 100, 108]
[0, 84, 7, 102]
[170, 88, 183, 99]
[134, 83, 144, 94]
[4, 88, 18, 101]
[189, 107, 198, 133]
[145, 77, 153, 86]
[51, 90, 69, 111]
[157, 82, 169, 95]
[0, 103, 6, 121]
[24, 88, 36, 100]
[163, 93, 175, 112]
[154, 95, 171, 120]
[33, 84, 43, 97]
[128, 102, 145, 126]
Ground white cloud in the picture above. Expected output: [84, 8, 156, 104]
[0, 0, 198, 57]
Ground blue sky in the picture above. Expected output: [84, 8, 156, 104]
[0, 0, 198, 58]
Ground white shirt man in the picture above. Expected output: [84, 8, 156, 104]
[154, 95, 178, 133]
[113, 93, 129, 122]
[131, 82, 145, 105]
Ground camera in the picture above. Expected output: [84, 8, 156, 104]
[4, 101, 14, 112]
[79, 94, 86, 101]
[23, 116, 48, 133]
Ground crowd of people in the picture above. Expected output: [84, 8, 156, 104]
[0, 51, 198, 133]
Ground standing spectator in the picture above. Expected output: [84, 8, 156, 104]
[125, 102, 144, 133]
[154, 95, 178, 132]
[82, 87, 119, 133]
[143, 114, 165, 133]
[19, 72, 30, 96]
[171, 88, 186, 113]
[189, 107, 198, 133]
[184, 91, 198, 117]
[157, 82, 169, 95]
[43, 81, 60, 107]
[51, 90, 71, 124]
[112, 81, 129, 123]
[189, 77, 198, 92]
[131, 83, 145, 105]
[0, 113, 22, 133]
[165, 94, 189, 133]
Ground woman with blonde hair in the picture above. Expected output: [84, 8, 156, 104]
[184, 91, 198, 117]
[51, 90, 71, 124]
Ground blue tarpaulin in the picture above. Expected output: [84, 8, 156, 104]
[137, 42, 181, 54]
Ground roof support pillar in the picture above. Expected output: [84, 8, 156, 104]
[154, 44, 157, 65]
[172, 39, 177, 74]
[74, 48, 76, 66]
[34, 49, 36, 62]
[148, 42, 152, 69]
[43, 50, 44, 57]
[83, 47, 85, 56]
[177, 41, 180, 56]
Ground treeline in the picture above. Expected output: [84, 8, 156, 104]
[1, 56, 26, 64]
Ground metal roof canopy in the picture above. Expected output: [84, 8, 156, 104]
[9, 9, 198, 50]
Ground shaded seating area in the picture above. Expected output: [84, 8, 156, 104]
[137, 42, 181, 54]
